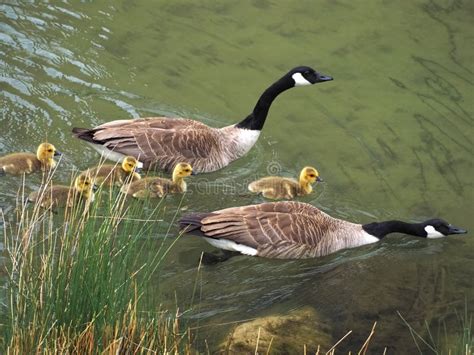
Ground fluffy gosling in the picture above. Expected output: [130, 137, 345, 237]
[0, 143, 61, 175]
[80, 156, 141, 187]
[28, 175, 97, 209]
[248, 166, 322, 200]
[121, 162, 193, 198]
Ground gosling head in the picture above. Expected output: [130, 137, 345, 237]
[300, 166, 322, 184]
[298, 166, 322, 195]
[172, 163, 194, 180]
[288, 66, 333, 87]
[422, 218, 467, 239]
[121, 156, 141, 174]
[74, 175, 97, 200]
[36, 143, 61, 166]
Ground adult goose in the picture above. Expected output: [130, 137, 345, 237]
[179, 201, 467, 260]
[72, 66, 333, 173]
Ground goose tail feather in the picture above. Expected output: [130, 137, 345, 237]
[179, 212, 215, 234]
[72, 127, 97, 144]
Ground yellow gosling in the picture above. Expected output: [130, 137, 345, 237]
[80, 156, 141, 187]
[121, 162, 193, 199]
[248, 166, 322, 200]
[0, 143, 61, 175]
[28, 175, 97, 209]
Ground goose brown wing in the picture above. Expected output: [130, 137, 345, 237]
[191, 201, 336, 248]
[75, 117, 220, 170]
[96, 117, 210, 130]
[257, 241, 323, 259]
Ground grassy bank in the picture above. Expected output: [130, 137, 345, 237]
[0, 176, 191, 353]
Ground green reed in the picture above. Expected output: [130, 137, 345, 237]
[398, 301, 473, 355]
[0, 174, 191, 353]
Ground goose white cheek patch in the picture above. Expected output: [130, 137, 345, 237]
[425, 225, 445, 239]
[291, 72, 312, 86]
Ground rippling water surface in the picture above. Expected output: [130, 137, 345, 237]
[1, 1, 473, 352]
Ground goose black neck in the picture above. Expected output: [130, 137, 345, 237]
[235, 76, 293, 130]
[362, 220, 425, 239]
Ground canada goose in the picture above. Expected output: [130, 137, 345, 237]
[0, 143, 61, 175]
[121, 162, 193, 198]
[28, 175, 97, 209]
[80, 156, 141, 187]
[179, 201, 467, 260]
[248, 166, 322, 199]
[72, 66, 333, 173]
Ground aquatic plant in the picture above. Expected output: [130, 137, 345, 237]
[399, 303, 473, 355]
[0, 175, 191, 353]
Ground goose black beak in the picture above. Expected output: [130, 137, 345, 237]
[448, 225, 467, 235]
[316, 176, 323, 182]
[92, 184, 99, 192]
[54, 150, 63, 157]
[191, 170, 196, 176]
[317, 74, 333, 83]
[135, 167, 143, 174]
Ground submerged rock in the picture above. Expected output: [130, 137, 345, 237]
[218, 307, 332, 354]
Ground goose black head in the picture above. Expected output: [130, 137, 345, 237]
[422, 218, 467, 239]
[288, 66, 333, 87]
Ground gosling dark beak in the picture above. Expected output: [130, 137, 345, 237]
[316, 176, 323, 183]
[448, 225, 467, 235]
[135, 167, 143, 174]
[317, 73, 333, 83]
[191, 170, 196, 176]
[54, 151, 63, 157]
[92, 184, 98, 192]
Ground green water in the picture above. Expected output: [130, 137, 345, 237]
[1, 0, 473, 352]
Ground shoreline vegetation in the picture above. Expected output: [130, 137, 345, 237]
[0, 172, 471, 353]
[1, 172, 192, 353]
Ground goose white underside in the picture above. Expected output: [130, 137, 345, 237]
[87, 142, 144, 168]
[204, 231, 379, 256]
[203, 237, 258, 256]
[233, 128, 261, 155]
[359, 231, 380, 245]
